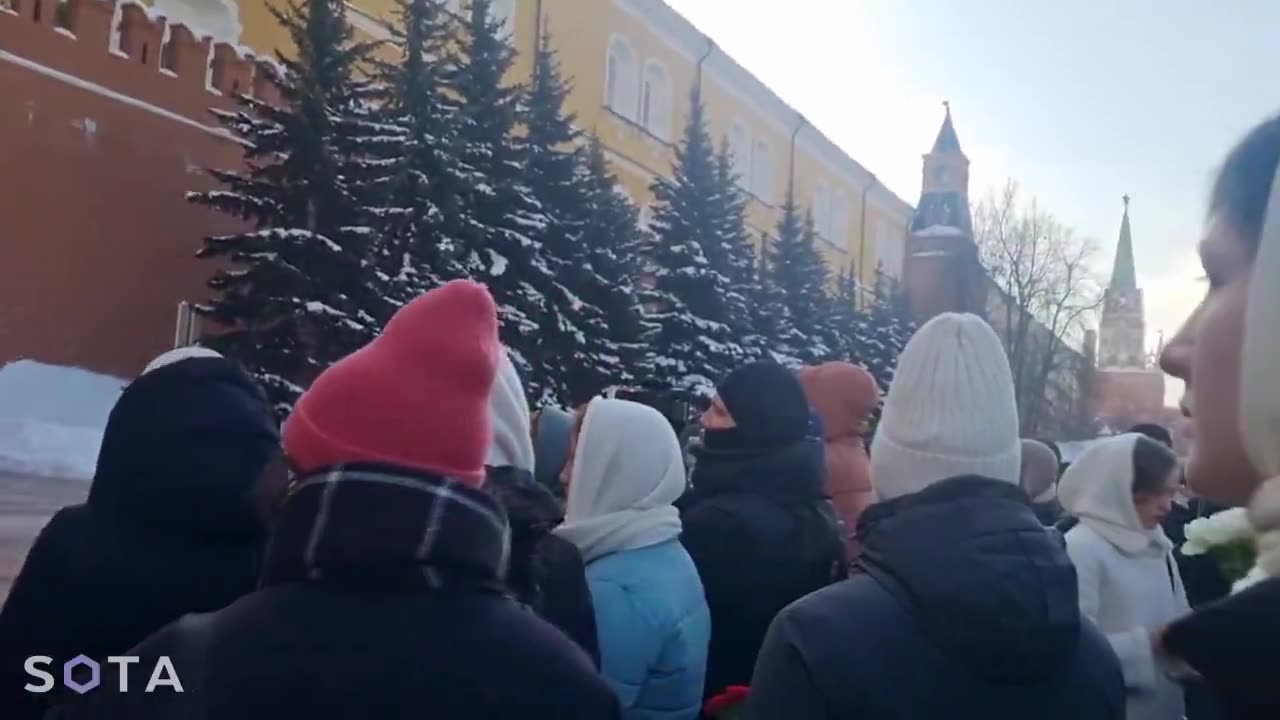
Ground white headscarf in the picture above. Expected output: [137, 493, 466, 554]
[1244, 147, 1280, 581]
[553, 399, 684, 563]
[1058, 434, 1171, 556]
[485, 355, 535, 472]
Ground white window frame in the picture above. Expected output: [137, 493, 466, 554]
[604, 34, 639, 121]
[752, 138, 773, 202]
[640, 59, 672, 141]
[875, 218, 903, 277]
[729, 119, 751, 190]
[830, 190, 849, 246]
[813, 181, 831, 240]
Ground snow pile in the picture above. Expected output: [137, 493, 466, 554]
[914, 224, 967, 238]
[0, 361, 126, 480]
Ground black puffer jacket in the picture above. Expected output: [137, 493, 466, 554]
[747, 476, 1125, 720]
[45, 465, 618, 720]
[1164, 576, 1280, 719]
[679, 440, 846, 702]
[0, 357, 278, 720]
[485, 466, 599, 666]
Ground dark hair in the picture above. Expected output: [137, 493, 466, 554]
[1128, 423, 1173, 449]
[1211, 113, 1280, 256]
[1035, 438, 1063, 464]
[1131, 435, 1179, 496]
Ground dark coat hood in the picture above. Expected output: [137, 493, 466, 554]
[88, 357, 279, 539]
[857, 475, 1082, 682]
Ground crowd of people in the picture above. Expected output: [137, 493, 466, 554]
[0, 113, 1278, 719]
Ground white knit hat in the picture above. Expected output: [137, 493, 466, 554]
[141, 346, 222, 375]
[870, 313, 1021, 500]
[485, 353, 535, 472]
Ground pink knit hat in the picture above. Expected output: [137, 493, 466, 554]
[283, 280, 501, 485]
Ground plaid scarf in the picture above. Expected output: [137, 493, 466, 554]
[261, 464, 511, 595]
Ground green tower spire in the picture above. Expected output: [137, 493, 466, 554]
[1109, 194, 1137, 291]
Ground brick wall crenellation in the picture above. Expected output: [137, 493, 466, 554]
[0, 0, 281, 122]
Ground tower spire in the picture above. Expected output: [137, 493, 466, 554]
[931, 100, 963, 154]
[1110, 195, 1137, 291]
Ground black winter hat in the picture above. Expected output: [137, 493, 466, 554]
[713, 361, 810, 450]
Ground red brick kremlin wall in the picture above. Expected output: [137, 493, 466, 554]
[0, 0, 276, 378]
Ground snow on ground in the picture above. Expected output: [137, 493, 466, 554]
[0, 361, 126, 481]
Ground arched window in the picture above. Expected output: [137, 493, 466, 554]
[151, 0, 240, 43]
[640, 60, 672, 140]
[488, 0, 515, 33]
[752, 139, 773, 202]
[830, 190, 849, 244]
[813, 181, 831, 239]
[729, 120, 751, 189]
[876, 219, 904, 276]
[605, 35, 638, 120]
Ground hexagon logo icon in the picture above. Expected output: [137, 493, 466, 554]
[63, 655, 100, 695]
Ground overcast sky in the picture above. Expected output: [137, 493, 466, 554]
[664, 0, 1280, 404]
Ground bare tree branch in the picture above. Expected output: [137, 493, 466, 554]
[974, 181, 1104, 435]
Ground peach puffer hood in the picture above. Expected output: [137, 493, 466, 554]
[798, 362, 880, 555]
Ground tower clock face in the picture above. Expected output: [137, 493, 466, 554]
[935, 166, 950, 184]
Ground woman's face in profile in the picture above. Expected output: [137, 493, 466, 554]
[1160, 214, 1258, 505]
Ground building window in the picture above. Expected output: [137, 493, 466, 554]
[752, 139, 773, 202]
[640, 60, 672, 141]
[729, 120, 751, 189]
[813, 181, 831, 239]
[830, 191, 849, 245]
[488, 0, 514, 33]
[605, 35, 638, 120]
[875, 219, 903, 277]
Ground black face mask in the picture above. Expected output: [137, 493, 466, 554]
[702, 427, 755, 453]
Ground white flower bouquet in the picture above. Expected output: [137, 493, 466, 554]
[1180, 507, 1261, 591]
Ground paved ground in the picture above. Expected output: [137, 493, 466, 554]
[0, 473, 87, 602]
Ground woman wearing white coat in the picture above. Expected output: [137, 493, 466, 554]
[1059, 433, 1189, 720]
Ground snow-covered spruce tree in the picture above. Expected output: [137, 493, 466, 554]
[363, 0, 470, 315]
[852, 264, 915, 400]
[521, 27, 612, 404]
[452, 0, 571, 404]
[751, 233, 804, 366]
[561, 137, 655, 403]
[641, 85, 747, 400]
[191, 0, 382, 416]
[767, 183, 836, 362]
[826, 260, 863, 360]
[710, 141, 767, 361]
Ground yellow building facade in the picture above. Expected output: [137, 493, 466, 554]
[151, 0, 913, 292]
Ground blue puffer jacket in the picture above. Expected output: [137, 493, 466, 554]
[587, 538, 711, 720]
